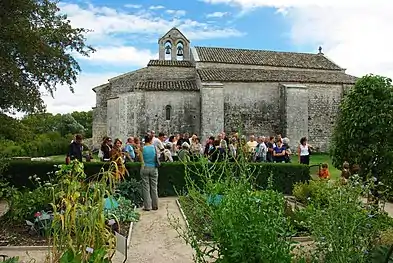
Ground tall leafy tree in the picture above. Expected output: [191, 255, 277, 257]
[0, 0, 94, 114]
[21, 112, 61, 134]
[330, 75, 393, 181]
[71, 110, 93, 138]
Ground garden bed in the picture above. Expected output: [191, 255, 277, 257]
[0, 219, 131, 247]
[177, 195, 312, 242]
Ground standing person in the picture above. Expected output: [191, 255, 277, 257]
[273, 139, 286, 163]
[266, 136, 274, 163]
[124, 137, 136, 162]
[110, 138, 127, 179]
[255, 136, 267, 162]
[140, 135, 159, 211]
[133, 137, 142, 162]
[282, 137, 292, 163]
[100, 137, 112, 162]
[204, 136, 215, 157]
[178, 142, 191, 162]
[66, 134, 83, 163]
[297, 137, 312, 165]
[163, 143, 174, 162]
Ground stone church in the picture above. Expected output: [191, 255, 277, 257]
[92, 27, 356, 151]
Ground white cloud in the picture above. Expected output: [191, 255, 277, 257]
[76, 46, 157, 67]
[202, 0, 393, 78]
[206, 11, 229, 18]
[124, 4, 142, 8]
[59, 2, 243, 42]
[166, 9, 187, 17]
[149, 5, 165, 10]
[43, 72, 119, 114]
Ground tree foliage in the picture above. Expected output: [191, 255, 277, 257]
[0, 110, 92, 143]
[0, 0, 94, 113]
[330, 75, 393, 180]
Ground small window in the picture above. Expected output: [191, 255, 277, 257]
[165, 105, 172, 120]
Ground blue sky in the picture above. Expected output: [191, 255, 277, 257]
[45, 0, 393, 113]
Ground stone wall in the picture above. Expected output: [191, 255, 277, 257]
[307, 83, 344, 152]
[102, 90, 200, 142]
[92, 84, 110, 145]
[281, 84, 309, 148]
[143, 91, 200, 136]
[223, 82, 282, 136]
[219, 81, 345, 152]
[106, 97, 121, 140]
[200, 83, 224, 139]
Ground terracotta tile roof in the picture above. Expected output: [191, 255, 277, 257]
[195, 46, 342, 70]
[136, 80, 198, 91]
[147, 60, 194, 67]
[197, 68, 357, 84]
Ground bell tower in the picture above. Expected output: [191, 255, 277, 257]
[158, 27, 190, 61]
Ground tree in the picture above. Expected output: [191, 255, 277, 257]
[0, 114, 34, 142]
[0, 0, 95, 114]
[21, 112, 61, 134]
[330, 75, 393, 181]
[58, 113, 85, 137]
[71, 110, 93, 138]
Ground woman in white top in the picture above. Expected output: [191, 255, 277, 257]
[297, 137, 312, 165]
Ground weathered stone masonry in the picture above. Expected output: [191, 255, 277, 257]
[92, 28, 357, 152]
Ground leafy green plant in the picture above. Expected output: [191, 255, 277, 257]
[171, 151, 297, 263]
[301, 175, 391, 263]
[5, 183, 52, 222]
[105, 195, 140, 223]
[330, 75, 393, 185]
[59, 248, 110, 263]
[293, 179, 332, 206]
[2, 257, 21, 263]
[116, 178, 143, 207]
[0, 179, 17, 200]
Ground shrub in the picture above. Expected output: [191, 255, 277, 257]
[300, 176, 393, 263]
[2, 161, 310, 196]
[293, 180, 332, 205]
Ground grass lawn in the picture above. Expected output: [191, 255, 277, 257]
[47, 153, 340, 179]
[308, 154, 341, 179]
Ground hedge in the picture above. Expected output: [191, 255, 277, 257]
[1, 161, 310, 196]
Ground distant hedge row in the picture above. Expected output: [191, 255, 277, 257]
[2, 161, 311, 196]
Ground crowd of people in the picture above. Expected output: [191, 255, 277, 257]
[66, 131, 336, 211]
[95, 131, 316, 166]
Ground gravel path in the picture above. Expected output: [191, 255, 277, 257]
[128, 197, 194, 263]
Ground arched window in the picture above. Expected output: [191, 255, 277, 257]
[176, 41, 184, 61]
[165, 105, 172, 120]
[164, 40, 172, 60]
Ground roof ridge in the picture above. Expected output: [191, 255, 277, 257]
[194, 46, 319, 56]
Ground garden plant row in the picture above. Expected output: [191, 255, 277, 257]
[2, 160, 310, 195]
